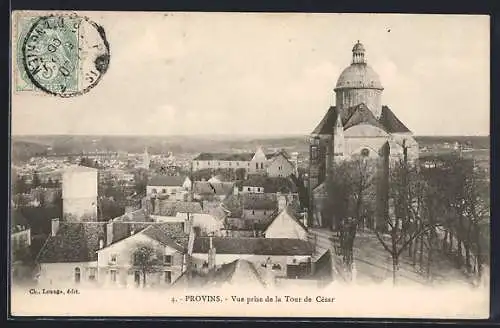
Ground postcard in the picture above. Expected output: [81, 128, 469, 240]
[10, 11, 490, 318]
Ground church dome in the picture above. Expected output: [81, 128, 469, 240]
[334, 41, 383, 90]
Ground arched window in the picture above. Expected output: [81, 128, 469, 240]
[361, 148, 370, 157]
[74, 267, 81, 283]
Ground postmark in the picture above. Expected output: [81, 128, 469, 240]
[18, 13, 110, 97]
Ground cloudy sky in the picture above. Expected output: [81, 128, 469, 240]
[12, 12, 489, 136]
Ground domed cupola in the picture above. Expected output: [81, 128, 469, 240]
[334, 41, 384, 119]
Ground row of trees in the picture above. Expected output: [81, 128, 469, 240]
[12, 174, 61, 195]
[324, 148, 489, 285]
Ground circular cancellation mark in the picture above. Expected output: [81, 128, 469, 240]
[21, 14, 110, 97]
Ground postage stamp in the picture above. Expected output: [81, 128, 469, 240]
[13, 12, 110, 97]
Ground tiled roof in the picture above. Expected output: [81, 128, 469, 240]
[111, 209, 151, 223]
[37, 222, 106, 263]
[311, 250, 333, 280]
[379, 106, 411, 133]
[311, 104, 411, 135]
[141, 224, 186, 252]
[311, 106, 338, 135]
[148, 175, 186, 187]
[103, 222, 188, 251]
[193, 237, 313, 256]
[242, 193, 278, 211]
[193, 181, 234, 196]
[193, 153, 254, 161]
[210, 259, 266, 287]
[242, 176, 298, 193]
[153, 200, 203, 216]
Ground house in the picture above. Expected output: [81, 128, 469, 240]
[96, 223, 188, 288]
[191, 237, 313, 280]
[11, 210, 31, 252]
[192, 181, 234, 201]
[36, 217, 188, 288]
[36, 219, 106, 287]
[191, 147, 295, 176]
[146, 199, 203, 219]
[263, 206, 308, 241]
[238, 175, 299, 196]
[266, 151, 296, 178]
[146, 175, 192, 197]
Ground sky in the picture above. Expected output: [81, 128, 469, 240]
[11, 12, 490, 136]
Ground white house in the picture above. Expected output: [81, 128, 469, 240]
[191, 147, 294, 176]
[263, 206, 308, 241]
[96, 224, 187, 288]
[146, 175, 192, 197]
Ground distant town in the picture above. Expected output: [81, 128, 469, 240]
[11, 41, 490, 291]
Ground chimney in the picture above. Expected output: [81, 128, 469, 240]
[51, 218, 60, 237]
[106, 222, 114, 246]
[277, 193, 287, 212]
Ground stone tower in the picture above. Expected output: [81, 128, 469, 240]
[62, 166, 98, 222]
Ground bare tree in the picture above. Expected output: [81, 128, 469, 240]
[324, 157, 376, 276]
[374, 153, 436, 285]
[131, 242, 162, 287]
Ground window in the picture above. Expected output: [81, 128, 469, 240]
[229, 162, 231, 166]
[252, 210, 255, 215]
[164, 271, 172, 284]
[162, 188, 166, 193]
[163, 255, 172, 266]
[260, 163, 264, 169]
[236, 162, 239, 166]
[257, 187, 260, 192]
[152, 188, 157, 194]
[247, 187, 251, 191]
[109, 253, 117, 264]
[264, 210, 266, 215]
[218, 162, 221, 166]
[256, 163, 259, 169]
[361, 148, 370, 157]
[197, 161, 199, 166]
[272, 264, 281, 270]
[248, 163, 250, 167]
[88, 268, 97, 281]
[110, 269, 117, 282]
[74, 267, 81, 283]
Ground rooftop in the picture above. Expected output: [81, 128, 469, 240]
[148, 175, 187, 187]
[193, 237, 313, 256]
[311, 104, 411, 135]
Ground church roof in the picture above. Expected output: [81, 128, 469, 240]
[343, 103, 386, 131]
[311, 104, 411, 135]
[379, 106, 411, 133]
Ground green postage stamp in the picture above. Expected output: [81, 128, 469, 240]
[13, 11, 110, 97]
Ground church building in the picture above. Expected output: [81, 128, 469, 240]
[308, 41, 419, 228]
